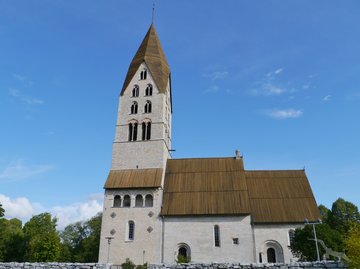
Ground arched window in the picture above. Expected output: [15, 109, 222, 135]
[128, 221, 135, 240]
[130, 102, 138, 114]
[113, 195, 121, 207]
[145, 194, 153, 207]
[140, 69, 147, 80]
[144, 101, 152, 113]
[145, 84, 153, 96]
[267, 247, 276, 263]
[132, 85, 139, 97]
[214, 225, 220, 247]
[128, 122, 138, 141]
[177, 243, 191, 262]
[288, 229, 295, 245]
[142, 122, 151, 141]
[123, 195, 131, 207]
[135, 195, 143, 207]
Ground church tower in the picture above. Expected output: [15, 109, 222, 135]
[112, 24, 172, 170]
[98, 24, 172, 265]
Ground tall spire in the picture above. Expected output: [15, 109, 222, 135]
[152, 0, 156, 24]
[121, 24, 170, 95]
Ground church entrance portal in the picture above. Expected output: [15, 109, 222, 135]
[267, 247, 276, 263]
[177, 243, 191, 262]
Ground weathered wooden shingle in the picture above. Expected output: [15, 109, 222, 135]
[121, 24, 170, 95]
[104, 168, 163, 189]
[161, 158, 250, 216]
[160, 158, 319, 223]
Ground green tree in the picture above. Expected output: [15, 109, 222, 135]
[59, 221, 86, 262]
[0, 218, 25, 262]
[318, 204, 330, 222]
[59, 213, 102, 262]
[327, 198, 360, 234]
[345, 223, 360, 269]
[79, 213, 102, 262]
[0, 203, 4, 218]
[290, 223, 344, 261]
[23, 213, 61, 262]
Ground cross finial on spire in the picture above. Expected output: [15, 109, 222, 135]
[152, 0, 156, 24]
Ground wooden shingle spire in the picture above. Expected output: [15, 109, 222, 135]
[121, 24, 170, 95]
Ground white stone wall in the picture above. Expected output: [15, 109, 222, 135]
[253, 224, 302, 263]
[111, 62, 172, 170]
[99, 188, 164, 265]
[162, 216, 256, 264]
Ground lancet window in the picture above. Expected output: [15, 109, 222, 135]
[132, 85, 139, 97]
[130, 102, 138, 114]
[144, 101, 152, 113]
[142, 121, 151, 141]
[145, 84, 153, 96]
[140, 69, 147, 80]
[128, 122, 138, 141]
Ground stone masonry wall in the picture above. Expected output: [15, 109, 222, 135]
[0, 262, 347, 269]
[148, 261, 347, 269]
[0, 263, 105, 269]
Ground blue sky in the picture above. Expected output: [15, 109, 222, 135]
[1, 1, 360, 229]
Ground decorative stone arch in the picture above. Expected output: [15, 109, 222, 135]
[128, 119, 138, 142]
[262, 240, 284, 263]
[175, 243, 191, 262]
[145, 194, 153, 207]
[113, 195, 122, 207]
[141, 118, 152, 141]
[135, 194, 144, 207]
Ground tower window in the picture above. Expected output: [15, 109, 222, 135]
[135, 195, 143, 207]
[132, 85, 139, 97]
[123, 195, 131, 207]
[113, 195, 121, 208]
[145, 194, 153, 207]
[142, 122, 151, 141]
[130, 102, 138, 114]
[128, 122, 138, 141]
[145, 84, 153, 96]
[128, 221, 135, 241]
[144, 101, 152, 113]
[288, 229, 295, 245]
[214, 225, 220, 247]
[140, 69, 147, 80]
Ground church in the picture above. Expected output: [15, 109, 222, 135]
[98, 24, 319, 265]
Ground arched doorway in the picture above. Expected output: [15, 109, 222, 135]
[267, 247, 276, 263]
[263, 240, 284, 263]
[176, 243, 191, 263]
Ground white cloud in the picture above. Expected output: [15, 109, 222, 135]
[266, 68, 284, 78]
[263, 83, 287, 95]
[204, 85, 220, 94]
[265, 108, 303, 119]
[323, 95, 332, 101]
[0, 194, 103, 230]
[13, 73, 27, 81]
[9, 89, 43, 105]
[203, 71, 229, 81]
[0, 194, 39, 220]
[0, 159, 54, 181]
[52, 195, 103, 229]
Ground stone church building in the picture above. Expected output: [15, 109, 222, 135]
[98, 24, 319, 265]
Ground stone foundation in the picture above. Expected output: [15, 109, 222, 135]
[0, 262, 347, 269]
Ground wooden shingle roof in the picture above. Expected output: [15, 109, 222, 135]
[160, 158, 320, 224]
[104, 169, 163, 189]
[245, 170, 319, 223]
[161, 158, 251, 216]
[120, 24, 170, 95]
